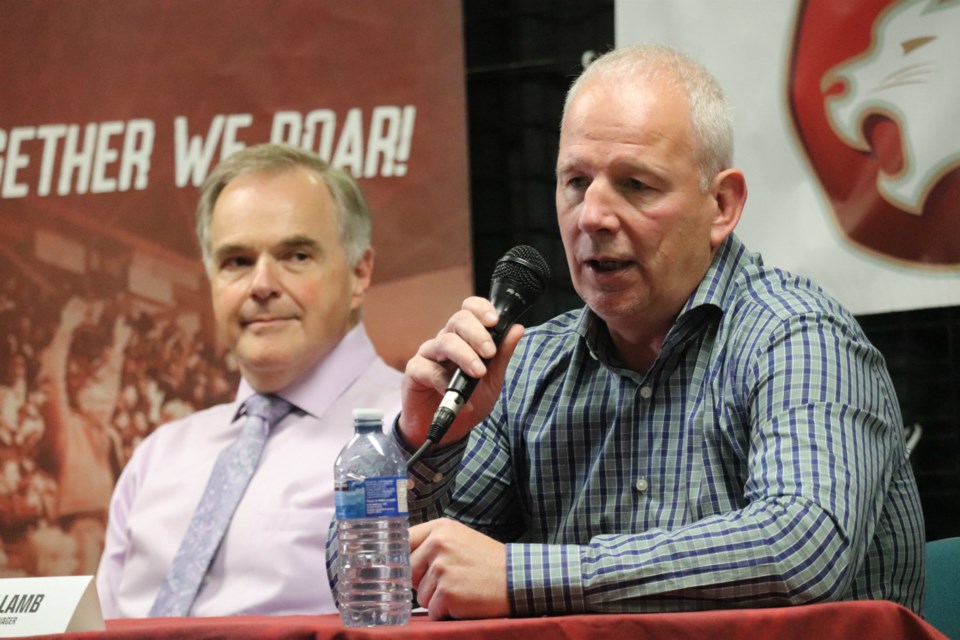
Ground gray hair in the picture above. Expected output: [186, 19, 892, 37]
[195, 143, 372, 272]
[562, 44, 734, 190]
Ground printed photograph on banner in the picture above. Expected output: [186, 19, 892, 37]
[0, 0, 470, 579]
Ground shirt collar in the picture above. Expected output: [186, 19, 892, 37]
[680, 232, 754, 316]
[234, 323, 378, 420]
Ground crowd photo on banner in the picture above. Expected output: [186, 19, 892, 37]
[0, 250, 237, 577]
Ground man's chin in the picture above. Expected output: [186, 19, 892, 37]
[235, 341, 299, 374]
[582, 291, 646, 323]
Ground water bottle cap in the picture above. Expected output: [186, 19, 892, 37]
[352, 408, 384, 421]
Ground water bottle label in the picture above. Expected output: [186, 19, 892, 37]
[364, 476, 408, 517]
[335, 476, 408, 519]
[335, 479, 367, 519]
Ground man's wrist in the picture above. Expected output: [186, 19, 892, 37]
[392, 411, 418, 449]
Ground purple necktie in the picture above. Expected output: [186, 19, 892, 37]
[149, 394, 294, 617]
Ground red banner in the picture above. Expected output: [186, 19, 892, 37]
[0, 0, 470, 577]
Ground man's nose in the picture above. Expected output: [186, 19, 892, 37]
[578, 180, 620, 233]
[249, 257, 281, 299]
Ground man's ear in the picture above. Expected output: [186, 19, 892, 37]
[708, 168, 747, 249]
[350, 246, 375, 311]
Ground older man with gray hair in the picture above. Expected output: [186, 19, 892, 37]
[398, 44, 925, 620]
[97, 143, 402, 618]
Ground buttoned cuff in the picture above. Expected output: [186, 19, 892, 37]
[507, 543, 586, 616]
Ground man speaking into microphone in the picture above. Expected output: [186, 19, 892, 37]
[390, 44, 924, 620]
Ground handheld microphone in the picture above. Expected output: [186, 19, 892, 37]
[407, 245, 550, 467]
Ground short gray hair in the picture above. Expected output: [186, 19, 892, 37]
[563, 44, 734, 190]
[195, 143, 372, 272]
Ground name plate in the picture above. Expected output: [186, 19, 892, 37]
[0, 575, 104, 637]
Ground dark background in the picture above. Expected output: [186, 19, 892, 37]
[461, 0, 960, 541]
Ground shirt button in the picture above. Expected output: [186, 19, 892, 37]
[639, 386, 653, 399]
[432, 472, 444, 483]
[635, 476, 649, 493]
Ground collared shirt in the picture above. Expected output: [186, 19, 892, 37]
[405, 234, 925, 615]
[97, 323, 402, 618]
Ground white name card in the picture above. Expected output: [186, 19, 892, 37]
[0, 575, 104, 637]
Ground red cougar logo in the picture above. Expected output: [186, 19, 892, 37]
[789, 0, 960, 266]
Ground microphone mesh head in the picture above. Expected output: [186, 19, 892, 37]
[491, 245, 551, 296]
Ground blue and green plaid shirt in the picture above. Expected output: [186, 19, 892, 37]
[405, 233, 925, 615]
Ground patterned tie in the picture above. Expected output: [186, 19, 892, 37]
[149, 393, 294, 617]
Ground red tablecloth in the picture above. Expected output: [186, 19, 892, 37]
[30, 600, 949, 640]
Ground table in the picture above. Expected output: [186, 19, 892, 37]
[29, 600, 949, 640]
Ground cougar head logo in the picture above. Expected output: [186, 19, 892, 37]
[822, 0, 960, 214]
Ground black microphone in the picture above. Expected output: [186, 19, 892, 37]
[407, 245, 550, 467]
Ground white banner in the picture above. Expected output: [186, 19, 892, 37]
[615, 0, 960, 315]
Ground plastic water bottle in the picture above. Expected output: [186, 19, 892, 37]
[334, 408, 412, 627]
